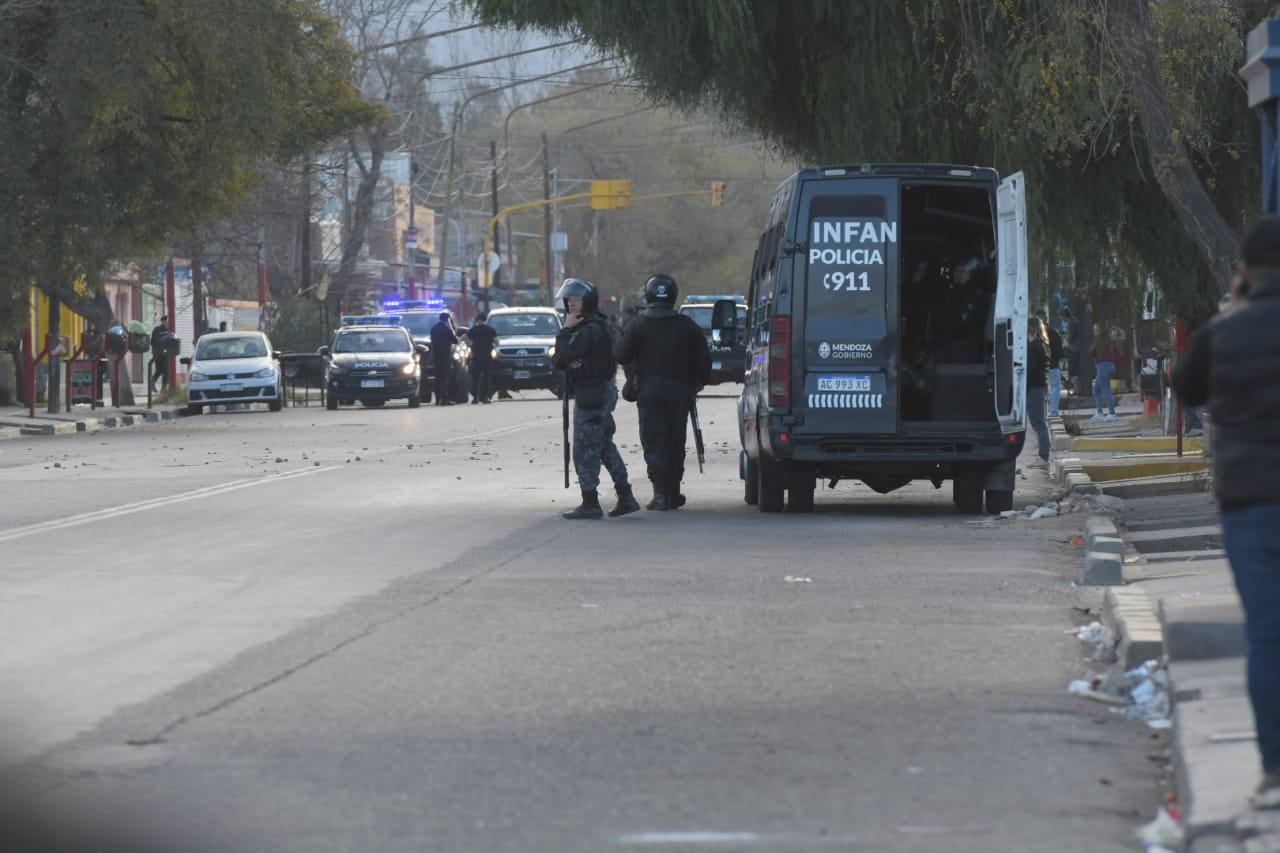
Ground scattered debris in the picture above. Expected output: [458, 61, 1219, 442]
[783, 575, 812, 584]
[1134, 806, 1183, 850]
[1075, 621, 1118, 662]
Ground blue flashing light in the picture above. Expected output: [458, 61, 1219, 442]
[382, 299, 446, 311]
[342, 314, 400, 327]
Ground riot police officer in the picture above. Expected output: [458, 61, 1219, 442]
[615, 274, 711, 510]
[552, 278, 640, 520]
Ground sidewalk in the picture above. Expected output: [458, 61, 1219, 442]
[0, 383, 183, 440]
[1051, 395, 1257, 852]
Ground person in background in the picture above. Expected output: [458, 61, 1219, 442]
[148, 315, 169, 393]
[1060, 307, 1081, 393]
[1089, 322, 1119, 421]
[464, 312, 497, 404]
[1172, 215, 1280, 810]
[1035, 308, 1064, 416]
[1026, 316, 1052, 467]
[429, 312, 458, 406]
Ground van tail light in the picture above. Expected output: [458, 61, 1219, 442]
[768, 316, 791, 407]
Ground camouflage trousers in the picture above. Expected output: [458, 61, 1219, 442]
[572, 382, 629, 494]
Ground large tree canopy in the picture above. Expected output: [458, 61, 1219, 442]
[465, 0, 1271, 319]
[0, 0, 380, 337]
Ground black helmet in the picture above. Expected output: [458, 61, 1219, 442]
[644, 274, 678, 306]
[555, 277, 599, 313]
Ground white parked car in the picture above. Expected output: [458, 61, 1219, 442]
[180, 331, 282, 415]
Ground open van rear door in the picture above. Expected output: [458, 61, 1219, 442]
[994, 172, 1028, 432]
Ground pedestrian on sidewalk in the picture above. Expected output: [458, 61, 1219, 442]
[1089, 322, 1118, 420]
[1036, 308, 1064, 415]
[148, 316, 168, 393]
[1026, 317, 1052, 467]
[1172, 214, 1280, 810]
[1061, 307, 1081, 394]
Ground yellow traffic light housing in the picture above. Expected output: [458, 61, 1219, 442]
[590, 179, 632, 209]
[710, 180, 726, 207]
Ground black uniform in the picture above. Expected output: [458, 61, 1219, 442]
[429, 317, 458, 405]
[149, 322, 168, 392]
[465, 321, 497, 403]
[615, 305, 711, 507]
[553, 308, 631, 499]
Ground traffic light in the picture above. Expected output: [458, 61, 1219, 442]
[590, 179, 632, 209]
[710, 181, 726, 208]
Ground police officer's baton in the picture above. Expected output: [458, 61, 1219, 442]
[690, 397, 705, 474]
[562, 380, 571, 489]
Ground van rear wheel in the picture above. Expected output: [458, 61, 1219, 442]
[786, 488, 815, 513]
[743, 455, 759, 505]
[985, 489, 1014, 514]
[758, 458, 784, 513]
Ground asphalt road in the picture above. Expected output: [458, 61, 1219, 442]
[0, 389, 1162, 851]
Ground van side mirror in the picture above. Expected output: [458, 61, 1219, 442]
[179, 357, 191, 367]
[317, 345, 330, 357]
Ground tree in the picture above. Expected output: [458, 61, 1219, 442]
[465, 0, 1270, 320]
[0, 0, 377, 408]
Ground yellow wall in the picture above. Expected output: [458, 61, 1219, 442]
[27, 286, 86, 353]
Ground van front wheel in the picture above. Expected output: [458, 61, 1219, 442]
[758, 458, 784, 513]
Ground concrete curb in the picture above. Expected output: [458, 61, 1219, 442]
[1057, 412, 1264, 849]
[0, 406, 182, 439]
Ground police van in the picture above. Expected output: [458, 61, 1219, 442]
[714, 164, 1027, 514]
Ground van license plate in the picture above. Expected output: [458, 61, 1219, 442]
[513, 370, 531, 380]
[817, 375, 871, 392]
[712, 361, 723, 371]
[361, 379, 384, 388]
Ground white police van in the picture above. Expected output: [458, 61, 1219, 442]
[716, 164, 1028, 513]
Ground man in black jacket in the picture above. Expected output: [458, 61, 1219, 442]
[553, 278, 639, 520]
[429, 312, 458, 405]
[148, 316, 169, 393]
[464, 312, 497, 404]
[1173, 215, 1280, 809]
[1036, 308, 1064, 415]
[615, 274, 711, 510]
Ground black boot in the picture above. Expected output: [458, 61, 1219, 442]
[646, 484, 669, 511]
[608, 484, 641, 517]
[562, 490, 603, 520]
[671, 492, 686, 509]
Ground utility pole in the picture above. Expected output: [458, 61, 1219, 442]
[489, 140, 500, 311]
[437, 57, 613, 302]
[542, 132, 553, 304]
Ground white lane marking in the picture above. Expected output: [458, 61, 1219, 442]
[442, 416, 555, 443]
[615, 832, 761, 845]
[0, 466, 337, 544]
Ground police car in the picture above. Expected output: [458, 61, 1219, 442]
[377, 300, 471, 404]
[319, 316, 426, 409]
[679, 294, 747, 385]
